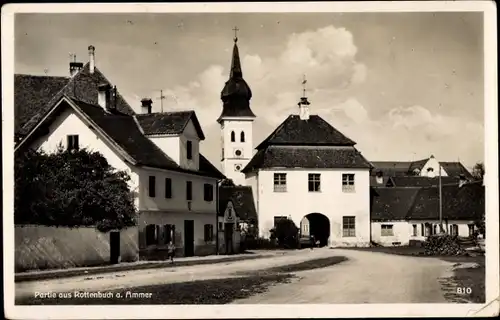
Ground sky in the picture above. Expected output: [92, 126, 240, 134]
[15, 12, 485, 171]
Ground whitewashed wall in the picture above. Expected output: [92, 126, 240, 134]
[136, 167, 217, 213]
[140, 211, 217, 256]
[221, 119, 254, 186]
[148, 119, 200, 171]
[255, 168, 371, 247]
[31, 107, 140, 208]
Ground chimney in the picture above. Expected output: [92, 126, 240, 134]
[141, 98, 153, 114]
[298, 96, 310, 120]
[375, 170, 384, 184]
[88, 45, 95, 74]
[69, 62, 83, 77]
[458, 174, 467, 188]
[98, 84, 112, 110]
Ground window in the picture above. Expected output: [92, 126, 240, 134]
[421, 223, 425, 236]
[204, 183, 214, 201]
[468, 224, 475, 237]
[204, 224, 214, 242]
[67, 135, 79, 151]
[186, 140, 193, 160]
[433, 225, 438, 235]
[450, 224, 459, 236]
[424, 224, 431, 237]
[308, 174, 321, 192]
[342, 174, 355, 192]
[234, 164, 242, 171]
[145, 224, 160, 246]
[412, 224, 418, 236]
[186, 181, 193, 201]
[381, 224, 394, 237]
[273, 173, 287, 192]
[164, 224, 175, 244]
[165, 178, 172, 199]
[218, 222, 224, 230]
[230, 131, 235, 142]
[342, 216, 356, 237]
[240, 131, 245, 142]
[148, 176, 156, 198]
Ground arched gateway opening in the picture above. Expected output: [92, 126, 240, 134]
[300, 213, 330, 247]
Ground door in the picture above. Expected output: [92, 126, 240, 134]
[110, 231, 120, 264]
[224, 223, 234, 254]
[184, 220, 195, 257]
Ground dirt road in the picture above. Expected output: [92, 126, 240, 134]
[233, 248, 453, 303]
[17, 248, 454, 303]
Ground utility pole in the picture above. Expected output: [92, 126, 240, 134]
[156, 89, 166, 113]
[439, 164, 443, 233]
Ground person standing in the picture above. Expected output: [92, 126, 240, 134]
[167, 241, 176, 264]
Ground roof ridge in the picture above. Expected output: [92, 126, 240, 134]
[15, 74, 70, 79]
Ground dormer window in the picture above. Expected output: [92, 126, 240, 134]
[230, 131, 235, 142]
[240, 131, 245, 142]
[186, 140, 193, 160]
[67, 135, 79, 152]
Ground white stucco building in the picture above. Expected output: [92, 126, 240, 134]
[15, 45, 225, 258]
[370, 181, 484, 246]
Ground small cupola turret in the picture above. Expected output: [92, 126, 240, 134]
[298, 75, 311, 120]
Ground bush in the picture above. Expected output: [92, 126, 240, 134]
[15, 147, 137, 232]
[423, 234, 467, 256]
[273, 218, 299, 249]
[243, 236, 277, 250]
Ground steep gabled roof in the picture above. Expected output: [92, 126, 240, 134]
[406, 181, 484, 220]
[218, 185, 257, 222]
[388, 176, 461, 188]
[16, 96, 225, 179]
[440, 161, 474, 179]
[370, 161, 412, 176]
[255, 115, 356, 150]
[371, 187, 421, 221]
[136, 111, 205, 140]
[408, 158, 430, 173]
[14, 74, 69, 133]
[17, 63, 136, 136]
[241, 146, 372, 174]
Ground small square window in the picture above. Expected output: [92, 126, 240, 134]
[381, 224, 394, 236]
[342, 174, 355, 192]
[67, 135, 79, 151]
[308, 174, 321, 192]
[273, 173, 287, 192]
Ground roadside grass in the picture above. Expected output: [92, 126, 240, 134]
[440, 256, 485, 303]
[16, 254, 270, 283]
[342, 246, 485, 303]
[234, 256, 348, 276]
[16, 274, 295, 305]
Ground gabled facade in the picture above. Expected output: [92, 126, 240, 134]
[370, 155, 474, 187]
[14, 45, 225, 258]
[242, 96, 373, 247]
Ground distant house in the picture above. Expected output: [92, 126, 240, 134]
[14, 45, 225, 260]
[370, 181, 484, 246]
[370, 155, 474, 187]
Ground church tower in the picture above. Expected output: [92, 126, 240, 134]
[218, 29, 256, 186]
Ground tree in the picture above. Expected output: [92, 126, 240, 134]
[15, 146, 137, 232]
[273, 218, 299, 249]
[472, 162, 485, 180]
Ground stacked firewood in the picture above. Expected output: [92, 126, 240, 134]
[423, 234, 468, 256]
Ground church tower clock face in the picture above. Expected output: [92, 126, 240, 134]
[234, 149, 242, 157]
